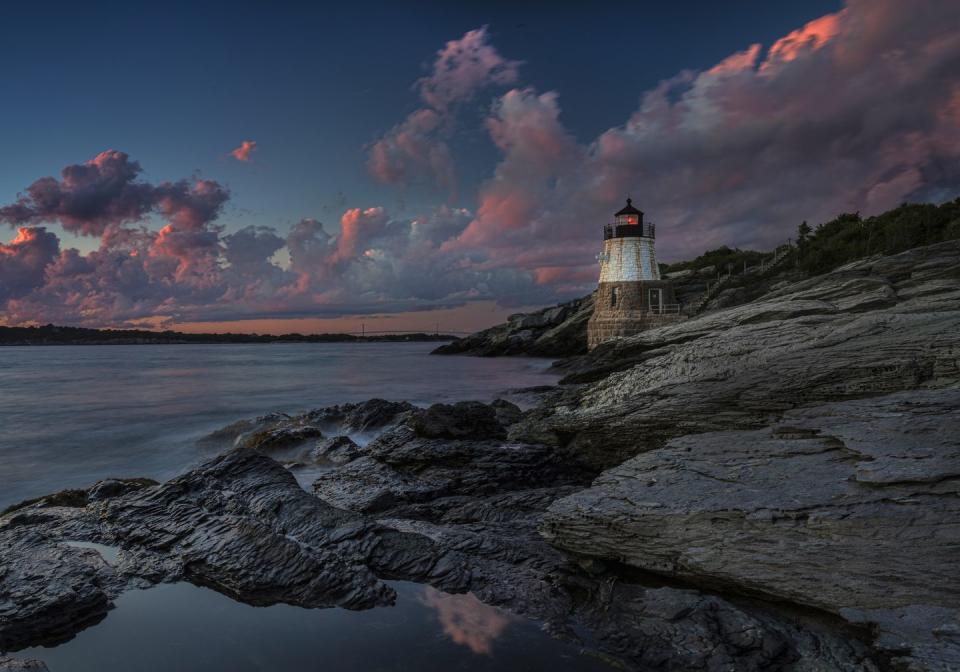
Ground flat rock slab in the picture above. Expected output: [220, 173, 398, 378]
[543, 388, 960, 670]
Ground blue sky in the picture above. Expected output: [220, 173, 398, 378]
[1, 0, 957, 332]
[1, 0, 839, 248]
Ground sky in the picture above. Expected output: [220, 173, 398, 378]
[1, 0, 958, 334]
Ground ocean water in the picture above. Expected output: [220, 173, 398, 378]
[0, 342, 558, 510]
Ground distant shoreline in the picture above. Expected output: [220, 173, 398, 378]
[0, 325, 459, 346]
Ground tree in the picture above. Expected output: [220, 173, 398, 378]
[797, 221, 812, 244]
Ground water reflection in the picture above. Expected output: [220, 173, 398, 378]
[24, 581, 612, 672]
[420, 587, 517, 655]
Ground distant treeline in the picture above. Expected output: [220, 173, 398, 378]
[665, 198, 960, 276]
[794, 199, 960, 274]
[0, 325, 456, 346]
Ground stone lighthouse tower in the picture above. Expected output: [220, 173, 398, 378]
[587, 198, 682, 349]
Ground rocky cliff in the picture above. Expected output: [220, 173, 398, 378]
[432, 294, 595, 357]
[527, 241, 960, 669]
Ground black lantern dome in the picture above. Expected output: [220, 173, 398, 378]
[604, 198, 654, 240]
[614, 198, 643, 219]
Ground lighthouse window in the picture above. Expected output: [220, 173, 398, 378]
[611, 286, 619, 306]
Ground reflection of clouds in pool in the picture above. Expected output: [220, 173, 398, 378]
[420, 586, 517, 655]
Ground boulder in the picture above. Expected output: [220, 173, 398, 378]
[408, 400, 512, 440]
[304, 399, 416, 434]
[311, 435, 363, 464]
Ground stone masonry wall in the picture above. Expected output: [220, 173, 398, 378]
[587, 280, 684, 349]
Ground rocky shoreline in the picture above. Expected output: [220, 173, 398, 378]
[2, 241, 958, 671]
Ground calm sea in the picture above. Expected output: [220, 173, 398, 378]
[1, 343, 617, 670]
[0, 342, 557, 509]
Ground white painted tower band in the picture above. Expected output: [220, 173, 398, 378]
[598, 236, 659, 282]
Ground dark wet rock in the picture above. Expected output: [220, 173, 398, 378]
[0, 522, 118, 651]
[310, 399, 881, 671]
[238, 424, 324, 453]
[203, 400, 416, 457]
[312, 399, 579, 514]
[432, 295, 595, 357]
[311, 435, 363, 464]
[202, 411, 291, 444]
[1, 434, 883, 672]
[97, 450, 397, 610]
[0, 658, 50, 671]
[568, 581, 879, 672]
[1, 489, 88, 517]
[6, 244, 959, 669]
[304, 399, 416, 434]
[87, 477, 158, 501]
[490, 398, 523, 426]
[408, 401, 511, 440]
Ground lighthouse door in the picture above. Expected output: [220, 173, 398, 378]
[649, 288, 663, 314]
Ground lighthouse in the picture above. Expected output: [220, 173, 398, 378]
[586, 198, 683, 349]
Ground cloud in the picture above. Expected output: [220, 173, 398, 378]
[455, 88, 580, 250]
[367, 26, 520, 193]
[0, 147, 553, 326]
[446, 0, 960, 280]
[230, 140, 257, 162]
[0, 150, 229, 237]
[4, 2, 960, 328]
[763, 11, 844, 69]
[368, 109, 455, 191]
[0, 227, 60, 302]
[223, 225, 285, 270]
[416, 26, 521, 112]
[0, 151, 152, 236]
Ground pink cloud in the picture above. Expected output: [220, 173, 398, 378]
[762, 11, 844, 70]
[708, 43, 762, 76]
[453, 88, 579, 250]
[448, 0, 960, 274]
[417, 26, 521, 111]
[335, 206, 388, 263]
[0, 150, 228, 238]
[0, 227, 60, 302]
[368, 109, 455, 192]
[367, 26, 520, 193]
[230, 140, 257, 162]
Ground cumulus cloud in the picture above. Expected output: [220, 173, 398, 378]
[368, 109, 455, 192]
[446, 0, 960, 284]
[416, 26, 521, 112]
[0, 227, 60, 302]
[368, 26, 520, 193]
[0, 150, 229, 237]
[230, 140, 257, 162]
[0, 149, 553, 326]
[4, 1, 960, 327]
